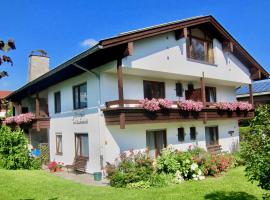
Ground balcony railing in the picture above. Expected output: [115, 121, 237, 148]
[103, 99, 254, 129]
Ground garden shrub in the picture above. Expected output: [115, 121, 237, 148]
[106, 151, 154, 188]
[156, 146, 205, 180]
[241, 105, 270, 193]
[107, 146, 236, 188]
[0, 126, 41, 169]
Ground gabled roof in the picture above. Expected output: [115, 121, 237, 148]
[236, 79, 270, 96]
[0, 91, 12, 99]
[7, 15, 269, 101]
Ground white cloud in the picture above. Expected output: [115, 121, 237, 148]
[80, 38, 98, 48]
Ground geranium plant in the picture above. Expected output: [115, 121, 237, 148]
[215, 101, 252, 111]
[3, 112, 35, 125]
[158, 98, 173, 109]
[48, 161, 64, 172]
[140, 98, 173, 111]
[177, 100, 203, 112]
[139, 98, 160, 111]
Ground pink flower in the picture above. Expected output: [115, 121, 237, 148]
[177, 100, 203, 111]
[215, 101, 252, 111]
[237, 101, 253, 111]
[3, 112, 35, 125]
[139, 98, 160, 111]
[158, 98, 173, 109]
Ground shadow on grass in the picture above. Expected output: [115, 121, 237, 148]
[205, 191, 258, 200]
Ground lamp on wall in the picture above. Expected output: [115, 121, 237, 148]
[228, 130, 234, 136]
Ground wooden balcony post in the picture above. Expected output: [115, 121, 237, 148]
[117, 58, 125, 129]
[117, 58, 124, 107]
[200, 72, 207, 124]
[249, 84, 254, 106]
[15, 102, 22, 115]
[200, 72, 206, 107]
[35, 93, 40, 117]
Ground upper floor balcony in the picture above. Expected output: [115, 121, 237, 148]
[5, 92, 50, 131]
[102, 69, 254, 129]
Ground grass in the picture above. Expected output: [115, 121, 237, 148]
[0, 167, 264, 200]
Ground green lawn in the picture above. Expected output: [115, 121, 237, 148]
[0, 167, 263, 200]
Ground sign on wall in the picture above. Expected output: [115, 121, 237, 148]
[72, 111, 88, 124]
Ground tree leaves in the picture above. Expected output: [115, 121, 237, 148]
[0, 71, 8, 79]
[0, 39, 15, 79]
[0, 39, 16, 52]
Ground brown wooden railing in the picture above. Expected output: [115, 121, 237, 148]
[105, 99, 216, 109]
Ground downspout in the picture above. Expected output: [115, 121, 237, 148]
[73, 62, 104, 170]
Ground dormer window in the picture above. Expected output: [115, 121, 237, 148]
[187, 28, 214, 64]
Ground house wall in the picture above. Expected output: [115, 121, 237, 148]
[102, 119, 240, 164]
[100, 73, 237, 105]
[122, 32, 251, 85]
[48, 72, 102, 173]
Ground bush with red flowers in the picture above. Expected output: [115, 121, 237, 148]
[48, 161, 64, 172]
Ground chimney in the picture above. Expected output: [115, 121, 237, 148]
[28, 50, 49, 82]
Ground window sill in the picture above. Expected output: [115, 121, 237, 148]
[187, 58, 217, 67]
[73, 108, 88, 112]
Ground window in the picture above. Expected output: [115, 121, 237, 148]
[187, 28, 214, 64]
[54, 91, 61, 113]
[178, 128, 185, 142]
[187, 83, 194, 91]
[205, 87, 216, 102]
[73, 83, 87, 109]
[143, 80, 165, 99]
[190, 127, 196, 140]
[56, 133, 62, 155]
[176, 83, 183, 97]
[75, 133, 89, 158]
[22, 107, 29, 114]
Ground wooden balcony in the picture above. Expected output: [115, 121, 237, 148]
[31, 117, 50, 131]
[102, 100, 254, 128]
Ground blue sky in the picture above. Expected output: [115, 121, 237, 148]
[1, 0, 270, 90]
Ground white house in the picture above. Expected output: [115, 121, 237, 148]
[6, 16, 269, 173]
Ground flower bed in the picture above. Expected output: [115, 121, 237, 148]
[105, 146, 235, 188]
[3, 113, 35, 125]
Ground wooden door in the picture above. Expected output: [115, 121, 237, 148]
[205, 126, 219, 146]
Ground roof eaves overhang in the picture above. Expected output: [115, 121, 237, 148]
[6, 44, 103, 101]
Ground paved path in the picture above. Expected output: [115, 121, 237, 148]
[48, 169, 110, 186]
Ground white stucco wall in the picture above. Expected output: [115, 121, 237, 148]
[48, 72, 102, 173]
[100, 73, 236, 104]
[122, 32, 251, 84]
[103, 119, 239, 164]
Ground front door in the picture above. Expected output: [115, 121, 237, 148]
[205, 126, 219, 146]
[146, 130, 167, 157]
